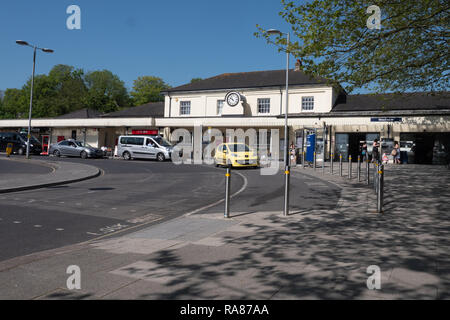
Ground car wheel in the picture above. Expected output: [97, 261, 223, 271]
[80, 151, 88, 159]
[123, 151, 132, 161]
[53, 150, 60, 157]
[17, 148, 25, 155]
[157, 153, 165, 162]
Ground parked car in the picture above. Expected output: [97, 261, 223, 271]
[0, 132, 42, 155]
[214, 142, 258, 168]
[117, 135, 172, 161]
[49, 139, 104, 159]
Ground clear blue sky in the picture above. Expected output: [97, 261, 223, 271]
[0, 0, 300, 92]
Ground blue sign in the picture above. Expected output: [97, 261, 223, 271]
[371, 117, 402, 122]
[306, 134, 316, 162]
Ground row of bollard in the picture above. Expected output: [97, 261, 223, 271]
[310, 152, 384, 214]
[224, 152, 384, 218]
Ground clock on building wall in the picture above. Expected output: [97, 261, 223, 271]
[225, 91, 241, 107]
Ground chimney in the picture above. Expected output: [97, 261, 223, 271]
[295, 59, 302, 71]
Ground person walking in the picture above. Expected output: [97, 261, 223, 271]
[372, 139, 380, 163]
[361, 141, 368, 161]
[289, 142, 297, 166]
[392, 141, 401, 164]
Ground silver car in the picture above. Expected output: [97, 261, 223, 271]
[49, 139, 104, 159]
[117, 135, 172, 161]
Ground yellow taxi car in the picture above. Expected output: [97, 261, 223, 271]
[214, 142, 259, 168]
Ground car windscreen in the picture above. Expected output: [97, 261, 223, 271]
[75, 141, 93, 148]
[153, 137, 172, 147]
[19, 134, 40, 144]
[228, 144, 250, 152]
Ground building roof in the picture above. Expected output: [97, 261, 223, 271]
[332, 92, 450, 112]
[55, 108, 103, 119]
[164, 69, 330, 93]
[103, 102, 164, 118]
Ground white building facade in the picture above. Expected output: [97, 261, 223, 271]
[0, 69, 449, 164]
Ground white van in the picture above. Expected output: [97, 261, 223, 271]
[117, 135, 172, 161]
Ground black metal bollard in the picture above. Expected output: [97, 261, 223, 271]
[331, 153, 334, 175]
[303, 151, 306, 169]
[348, 155, 352, 179]
[366, 160, 370, 185]
[377, 164, 384, 213]
[322, 153, 325, 175]
[284, 165, 290, 216]
[339, 154, 343, 176]
[313, 152, 316, 170]
[357, 155, 361, 182]
[373, 163, 378, 193]
[224, 166, 231, 218]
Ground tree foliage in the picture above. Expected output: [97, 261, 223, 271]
[83, 70, 130, 113]
[256, 0, 449, 92]
[190, 78, 203, 83]
[130, 76, 170, 106]
[0, 88, 27, 119]
[0, 65, 145, 119]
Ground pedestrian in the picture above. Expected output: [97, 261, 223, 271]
[372, 139, 380, 163]
[289, 142, 296, 165]
[392, 141, 401, 164]
[361, 141, 368, 161]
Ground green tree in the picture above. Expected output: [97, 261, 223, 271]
[0, 88, 28, 119]
[256, 0, 449, 92]
[130, 76, 170, 106]
[190, 78, 203, 83]
[84, 70, 130, 113]
[47, 64, 88, 115]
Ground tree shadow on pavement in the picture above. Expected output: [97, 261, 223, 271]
[112, 165, 450, 299]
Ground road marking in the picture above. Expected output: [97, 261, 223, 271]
[34, 225, 42, 228]
[184, 170, 248, 217]
[13, 221, 21, 224]
[56, 228, 64, 231]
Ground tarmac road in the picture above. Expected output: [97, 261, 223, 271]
[0, 157, 341, 262]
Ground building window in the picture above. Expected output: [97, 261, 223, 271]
[258, 98, 270, 114]
[217, 100, 224, 115]
[302, 96, 314, 111]
[180, 101, 191, 115]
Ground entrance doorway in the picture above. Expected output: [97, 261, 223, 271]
[414, 134, 434, 164]
[400, 133, 450, 164]
[335, 132, 380, 162]
[349, 133, 366, 161]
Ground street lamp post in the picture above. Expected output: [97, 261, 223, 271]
[267, 29, 290, 216]
[16, 40, 54, 159]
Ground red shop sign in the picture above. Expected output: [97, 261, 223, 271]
[131, 130, 158, 135]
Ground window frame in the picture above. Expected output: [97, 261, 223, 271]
[180, 101, 191, 115]
[217, 99, 224, 115]
[257, 98, 271, 114]
[302, 96, 314, 111]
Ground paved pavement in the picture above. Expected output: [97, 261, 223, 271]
[0, 157, 101, 193]
[0, 162, 447, 299]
